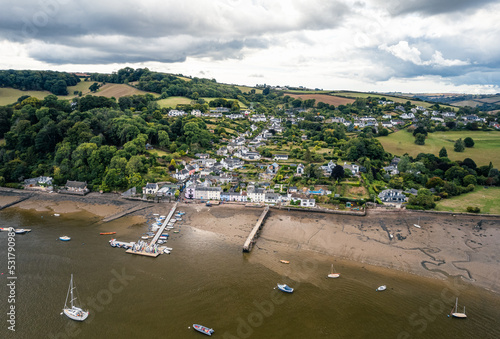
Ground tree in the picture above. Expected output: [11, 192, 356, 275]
[463, 175, 477, 186]
[397, 155, 411, 173]
[414, 133, 425, 145]
[89, 82, 100, 92]
[330, 165, 345, 182]
[464, 137, 475, 148]
[439, 147, 448, 158]
[454, 138, 465, 152]
[303, 148, 313, 163]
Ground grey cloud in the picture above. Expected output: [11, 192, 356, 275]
[0, 0, 351, 65]
[378, 0, 497, 16]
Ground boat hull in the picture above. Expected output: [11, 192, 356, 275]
[376, 285, 387, 291]
[59, 236, 71, 241]
[63, 307, 89, 321]
[451, 313, 467, 318]
[328, 273, 340, 278]
[193, 324, 214, 336]
[277, 284, 294, 293]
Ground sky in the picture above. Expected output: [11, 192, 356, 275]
[1, 0, 499, 93]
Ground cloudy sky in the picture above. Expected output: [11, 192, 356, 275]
[1, 0, 499, 93]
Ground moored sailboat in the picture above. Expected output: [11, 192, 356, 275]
[327, 264, 340, 278]
[450, 297, 467, 318]
[62, 274, 89, 321]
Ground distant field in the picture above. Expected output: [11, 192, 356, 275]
[435, 187, 500, 214]
[236, 86, 262, 94]
[91, 83, 158, 99]
[157, 96, 193, 108]
[284, 89, 331, 94]
[0, 88, 52, 105]
[201, 97, 248, 109]
[378, 130, 500, 166]
[285, 93, 355, 106]
[334, 91, 456, 110]
[176, 76, 192, 82]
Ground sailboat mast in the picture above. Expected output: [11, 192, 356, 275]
[455, 297, 458, 313]
[70, 274, 74, 308]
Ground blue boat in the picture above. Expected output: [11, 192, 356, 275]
[59, 236, 71, 241]
[193, 324, 214, 336]
[277, 284, 294, 293]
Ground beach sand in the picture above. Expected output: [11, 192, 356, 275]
[2, 188, 499, 294]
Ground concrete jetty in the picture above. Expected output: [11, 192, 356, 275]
[102, 205, 151, 222]
[126, 202, 177, 257]
[243, 205, 269, 252]
[0, 194, 33, 210]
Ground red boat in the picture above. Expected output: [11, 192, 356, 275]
[193, 324, 214, 336]
[100, 232, 116, 235]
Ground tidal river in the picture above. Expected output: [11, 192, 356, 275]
[1, 208, 499, 339]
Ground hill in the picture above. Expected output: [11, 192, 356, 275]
[90, 83, 159, 99]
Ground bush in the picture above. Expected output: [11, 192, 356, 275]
[466, 206, 480, 213]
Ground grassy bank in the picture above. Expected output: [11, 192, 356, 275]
[434, 186, 500, 214]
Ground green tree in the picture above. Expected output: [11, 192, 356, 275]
[330, 165, 345, 182]
[439, 147, 448, 158]
[464, 137, 474, 148]
[397, 155, 411, 173]
[463, 175, 477, 186]
[89, 82, 100, 92]
[454, 138, 465, 152]
[414, 133, 425, 145]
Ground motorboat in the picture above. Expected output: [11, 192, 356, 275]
[277, 284, 294, 293]
[193, 324, 214, 336]
[376, 285, 387, 291]
[15, 229, 31, 234]
[100, 232, 116, 235]
[59, 236, 71, 241]
[280, 260, 290, 264]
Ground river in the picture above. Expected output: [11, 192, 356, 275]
[1, 208, 499, 339]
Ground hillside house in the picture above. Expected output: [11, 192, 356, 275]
[378, 189, 407, 204]
[273, 154, 289, 161]
[63, 181, 89, 195]
[143, 183, 159, 195]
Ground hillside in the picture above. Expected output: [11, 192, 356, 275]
[284, 93, 355, 106]
[91, 83, 159, 99]
[378, 130, 500, 167]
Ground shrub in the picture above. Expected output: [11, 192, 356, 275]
[466, 206, 480, 213]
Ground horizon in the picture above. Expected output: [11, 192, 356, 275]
[1, 0, 500, 94]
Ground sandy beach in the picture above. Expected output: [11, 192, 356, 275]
[2, 188, 499, 294]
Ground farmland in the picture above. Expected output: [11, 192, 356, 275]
[236, 85, 262, 94]
[435, 186, 500, 214]
[0, 88, 53, 105]
[285, 93, 355, 106]
[334, 91, 457, 110]
[377, 130, 500, 167]
[90, 83, 159, 99]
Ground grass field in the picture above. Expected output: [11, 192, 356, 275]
[378, 130, 500, 167]
[0, 88, 53, 105]
[334, 91, 457, 110]
[90, 83, 159, 99]
[157, 96, 194, 108]
[236, 86, 262, 94]
[435, 187, 500, 214]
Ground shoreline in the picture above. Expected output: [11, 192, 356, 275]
[2, 188, 499, 294]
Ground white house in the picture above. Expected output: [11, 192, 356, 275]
[273, 154, 289, 161]
[143, 183, 159, 195]
[194, 186, 222, 200]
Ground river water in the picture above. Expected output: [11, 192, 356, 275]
[1, 208, 499, 339]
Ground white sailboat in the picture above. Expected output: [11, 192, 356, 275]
[450, 297, 467, 318]
[414, 216, 421, 228]
[327, 264, 340, 278]
[62, 274, 89, 321]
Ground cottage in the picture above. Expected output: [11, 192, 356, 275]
[378, 189, 407, 204]
[142, 183, 159, 195]
[23, 176, 53, 190]
[296, 164, 305, 175]
[63, 181, 89, 195]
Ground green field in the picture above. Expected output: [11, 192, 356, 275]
[378, 130, 500, 167]
[435, 186, 500, 214]
[236, 86, 262, 94]
[157, 96, 194, 108]
[334, 91, 456, 110]
[0, 88, 53, 105]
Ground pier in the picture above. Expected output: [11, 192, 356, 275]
[243, 205, 269, 252]
[126, 202, 177, 257]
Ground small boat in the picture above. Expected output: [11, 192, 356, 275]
[280, 260, 290, 264]
[327, 264, 340, 278]
[54, 213, 60, 217]
[100, 232, 116, 235]
[414, 216, 421, 228]
[59, 236, 71, 241]
[277, 284, 294, 293]
[193, 324, 214, 336]
[15, 228, 31, 234]
[376, 285, 387, 291]
[141, 236, 149, 240]
[450, 297, 467, 318]
[62, 274, 89, 321]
